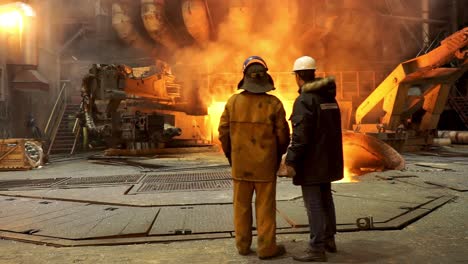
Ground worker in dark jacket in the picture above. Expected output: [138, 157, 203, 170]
[219, 56, 290, 260]
[285, 56, 344, 262]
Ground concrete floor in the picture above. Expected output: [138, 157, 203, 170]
[0, 146, 467, 263]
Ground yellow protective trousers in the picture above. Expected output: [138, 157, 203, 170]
[233, 179, 279, 257]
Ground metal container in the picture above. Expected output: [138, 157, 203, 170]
[0, 138, 31, 170]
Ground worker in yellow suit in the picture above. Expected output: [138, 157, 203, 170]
[218, 56, 290, 260]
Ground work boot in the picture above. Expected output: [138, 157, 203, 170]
[293, 249, 327, 262]
[325, 240, 337, 253]
[258, 244, 286, 260]
[238, 248, 253, 256]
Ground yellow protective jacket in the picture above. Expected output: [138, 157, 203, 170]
[218, 91, 290, 182]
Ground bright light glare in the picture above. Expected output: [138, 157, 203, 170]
[19, 3, 35, 17]
[0, 11, 22, 30]
[207, 101, 226, 142]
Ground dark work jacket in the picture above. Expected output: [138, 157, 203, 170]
[285, 77, 344, 185]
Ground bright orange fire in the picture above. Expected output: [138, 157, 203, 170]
[207, 101, 227, 145]
[186, 0, 358, 181]
[207, 96, 357, 183]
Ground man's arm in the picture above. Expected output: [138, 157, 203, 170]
[218, 103, 231, 165]
[285, 97, 314, 168]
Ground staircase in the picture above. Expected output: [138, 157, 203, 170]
[448, 94, 468, 129]
[49, 104, 80, 154]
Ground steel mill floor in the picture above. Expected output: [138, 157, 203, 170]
[0, 146, 467, 263]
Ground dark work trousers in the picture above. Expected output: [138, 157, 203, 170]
[301, 183, 337, 251]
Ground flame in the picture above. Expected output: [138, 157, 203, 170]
[178, 1, 358, 184]
[207, 97, 358, 183]
[337, 167, 357, 183]
[207, 101, 227, 144]
[175, 0, 304, 145]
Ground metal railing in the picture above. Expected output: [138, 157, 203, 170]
[70, 114, 81, 155]
[416, 30, 448, 57]
[44, 82, 68, 155]
[448, 86, 468, 127]
[208, 70, 383, 101]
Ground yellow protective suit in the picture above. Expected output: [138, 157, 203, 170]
[219, 91, 290, 257]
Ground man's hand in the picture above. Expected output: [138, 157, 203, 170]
[286, 165, 296, 178]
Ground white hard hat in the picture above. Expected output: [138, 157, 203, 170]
[292, 56, 316, 71]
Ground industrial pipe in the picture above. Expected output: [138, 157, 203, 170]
[342, 131, 406, 171]
[432, 138, 451, 146]
[181, 0, 210, 47]
[111, 3, 155, 54]
[437, 130, 468, 144]
[141, 0, 179, 51]
[278, 131, 406, 177]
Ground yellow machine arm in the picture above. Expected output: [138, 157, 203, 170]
[355, 27, 468, 132]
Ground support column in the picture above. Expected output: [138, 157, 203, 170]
[420, 84, 451, 131]
[422, 0, 430, 48]
[451, 0, 458, 33]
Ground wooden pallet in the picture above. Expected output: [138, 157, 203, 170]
[0, 139, 32, 171]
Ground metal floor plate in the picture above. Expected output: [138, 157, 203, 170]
[0, 193, 456, 246]
[0, 197, 159, 239]
[137, 180, 232, 193]
[0, 178, 67, 190]
[276, 196, 412, 228]
[36, 206, 160, 239]
[150, 205, 234, 235]
[57, 174, 142, 186]
[144, 171, 231, 183]
[424, 180, 468, 192]
[136, 171, 233, 193]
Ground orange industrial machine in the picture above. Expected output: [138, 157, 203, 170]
[354, 27, 468, 151]
[79, 63, 210, 151]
